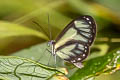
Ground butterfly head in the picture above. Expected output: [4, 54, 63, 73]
[47, 40, 56, 47]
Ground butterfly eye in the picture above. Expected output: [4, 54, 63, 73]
[47, 41, 51, 47]
[47, 43, 50, 47]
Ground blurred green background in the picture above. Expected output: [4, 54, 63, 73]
[0, 0, 120, 80]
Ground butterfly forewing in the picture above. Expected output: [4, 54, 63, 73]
[54, 15, 96, 68]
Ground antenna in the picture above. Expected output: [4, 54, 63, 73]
[47, 13, 52, 40]
[47, 14, 57, 68]
[32, 21, 49, 38]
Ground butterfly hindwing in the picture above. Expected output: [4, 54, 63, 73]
[54, 15, 96, 68]
[56, 40, 89, 62]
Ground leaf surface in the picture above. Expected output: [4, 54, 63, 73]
[0, 56, 68, 80]
[70, 48, 120, 80]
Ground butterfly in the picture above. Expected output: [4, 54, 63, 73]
[47, 15, 96, 68]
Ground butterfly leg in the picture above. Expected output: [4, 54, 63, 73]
[47, 49, 57, 68]
[45, 49, 52, 65]
[47, 52, 52, 65]
[46, 49, 53, 55]
[37, 48, 48, 62]
[54, 54, 57, 67]
[37, 48, 52, 65]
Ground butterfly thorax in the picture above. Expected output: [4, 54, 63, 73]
[48, 40, 56, 55]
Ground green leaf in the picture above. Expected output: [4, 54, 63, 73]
[0, 21, 49, 40]
[70, 48, 120, 80]
[0, 56, 68, 80]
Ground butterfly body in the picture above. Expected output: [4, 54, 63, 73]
[48, 15, 96, 68]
